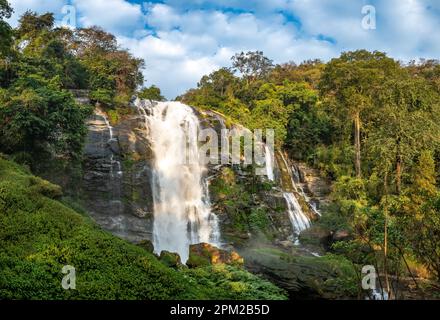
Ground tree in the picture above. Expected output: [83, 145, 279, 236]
[138, 85, 165, 101]
[320, 50, 400, 178]
[0, 75, 91, 162]
[0, 0, 12, 56]
[198, 67, 236, 98]
[232, 51, 273, 84]
[17, 11, 54, 38]
[368, 76, 440, 194]
[75, 27, 144, 107]
[407, 195, 440, 281]
[269, 60, 324, 89]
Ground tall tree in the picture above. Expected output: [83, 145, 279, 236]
[138, 85, 165, 101]
[369, 76, 440, 194]
[232, 51, 273, 85]
[320, 50, 400, 178]
[0, 0, 12, 56]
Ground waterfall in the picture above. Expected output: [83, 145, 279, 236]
[278, 152, 312, 239]
[97, 109, 123, 179]
[136, 99, 220, 262]
[283, 192, 311, 236]
[291, 165, 321, 217]
[279, 151, 298, 192]
[264, 144, 275, 181]
[96, 109, 123, 214]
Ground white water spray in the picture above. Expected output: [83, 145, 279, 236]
[136, 100, 220, 262]
[264, 145, 275, 181]
[283, 192, 311, 236]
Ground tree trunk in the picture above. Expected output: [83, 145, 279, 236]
[396, 137, 402, 194]
[383, 172, 391, 299]
[354, 112, 362, 178]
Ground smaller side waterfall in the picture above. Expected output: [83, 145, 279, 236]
[291, 165, 321, 217]
[97, 109, 123, 180]
[264, 144, 275, 181]
[95, 109, 123, 215]
[283, 192, 311, 236]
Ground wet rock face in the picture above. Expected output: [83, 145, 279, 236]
[292, 162, 332, 211]
[81, 108, 154, 244]
[196, 109, 295, 246]
[242, 248, 358, 300]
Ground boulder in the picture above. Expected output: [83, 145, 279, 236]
[138, 240, 154, 253]
[159, 251, 182, 268]
[332, 229, 352, 242]
[186, 243, 244, 268]
[299, 226, 332, 248]
[242, 248, 358, 300]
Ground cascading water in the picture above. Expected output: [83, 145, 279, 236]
[264, 145, 275, 182]
[278, 152, 312, 240]
[101, 115, 123, 179]
[283, 192, 311, 236]
[96, 109, 123, 214]
[136, 99, 220, 262]
[291, 165, 321, 217]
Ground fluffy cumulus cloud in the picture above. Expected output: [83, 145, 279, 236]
[72, 0, 144, 36]
[7, 0, 440, 98]
[8, 0, 67, 26]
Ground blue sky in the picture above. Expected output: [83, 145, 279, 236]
[7, 0, 440, 98]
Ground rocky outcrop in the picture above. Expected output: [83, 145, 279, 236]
[242, 248, 358, 300]
[196, 109, 295, 247]
[78, 102, 332, 273]
[159, 251, 183, 268]
[186, 243, 244, 268]
[292, 162, 332, 213]
[138, 239, 155, 253]
[81, 106, 154, 243]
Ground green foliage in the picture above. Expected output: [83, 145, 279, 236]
[0, 10, 145, 167]
[0, 157, 286, 300]
[249, 207, 270, 231]
[183, 264, 286, 300]
[138, 85, 165, 101]
[0, 0, 12, 56]
[0, 77, 92, 162]
[407, 196, 440, 280]
[210, 167, 275, 238]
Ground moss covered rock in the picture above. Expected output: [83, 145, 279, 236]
[159, 251, 182, 268]
[138, 239, 154, 253]
[242, 247, 359, 300]
[187, 243, 244, 268]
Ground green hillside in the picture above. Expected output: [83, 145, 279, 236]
[0, 156, 286, 300]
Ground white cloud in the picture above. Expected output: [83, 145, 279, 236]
[7, 0, 440, 98]
[72, 0, 144, 36]
[8, 0, 67, 26]
[119, 4, 338, 98]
